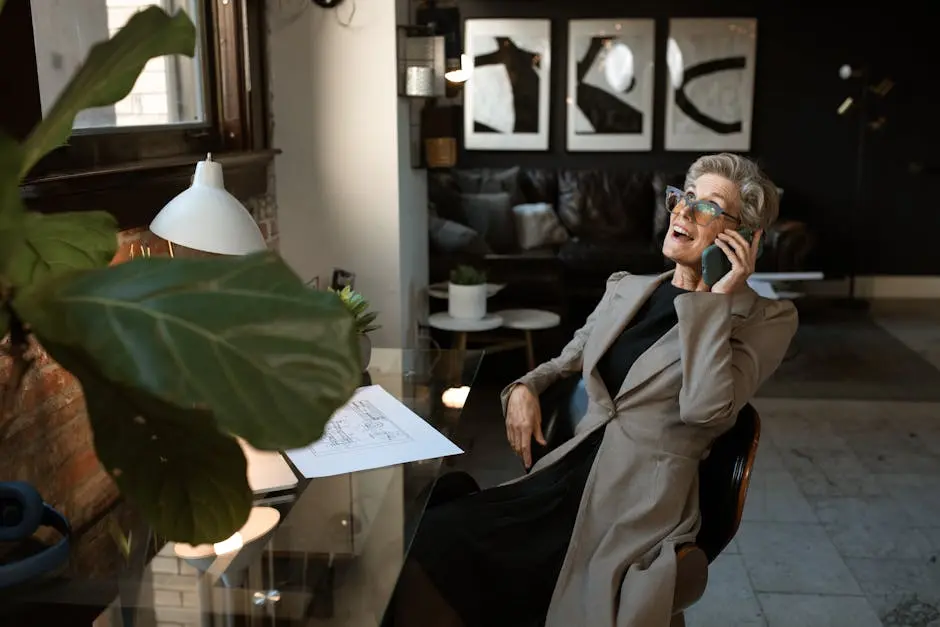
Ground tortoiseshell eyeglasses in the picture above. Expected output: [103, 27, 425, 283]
[664, 185, 740, 226]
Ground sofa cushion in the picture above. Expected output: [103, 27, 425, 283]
[454, 167, 524, 204]
[428, 171, 464, 223]
[460, 192, 517, 254]
[556, 170, 656, 243]
[429, 215, 491, 255]
[512, 203, 569, 251]
[518, 168, 558, 205]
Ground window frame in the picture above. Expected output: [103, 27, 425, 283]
[1, 0, 274, 228]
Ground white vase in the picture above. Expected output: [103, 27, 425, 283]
[448, 283, 487, 320]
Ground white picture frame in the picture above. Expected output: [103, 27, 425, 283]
[664, 18, 757, 152]
[463, 19, 551, 151]
[566, 19, 655, 152]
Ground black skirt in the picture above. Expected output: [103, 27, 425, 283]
[409, 427, 605, 627]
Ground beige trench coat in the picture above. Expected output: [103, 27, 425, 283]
[499, 270, 798, 627]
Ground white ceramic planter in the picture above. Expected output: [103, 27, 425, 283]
[448, 283, 487, 320]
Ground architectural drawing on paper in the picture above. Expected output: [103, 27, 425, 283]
[309, 398, 413, 456]
[286, 386, 462, 478]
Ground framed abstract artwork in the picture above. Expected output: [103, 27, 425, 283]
[664, 18, 757, 151]
[463, 19, 551, 151]
[566, 19, 655, 152]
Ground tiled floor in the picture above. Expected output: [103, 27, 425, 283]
[455, 300, 940, 627]
[688, 301, 940, 627]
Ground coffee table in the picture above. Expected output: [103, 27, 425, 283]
[427, 312, 503, 351]
[496, 309, 562, 370]
[749, 271, 825, 300]
[1, 349, 484, 627]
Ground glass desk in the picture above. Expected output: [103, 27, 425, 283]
[1, 348, 484, 627]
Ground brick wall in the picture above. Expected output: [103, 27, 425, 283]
[0, 191, 279, 535]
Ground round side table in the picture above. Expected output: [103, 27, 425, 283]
[427, 312, 504, 351]
[495, 309, 561, 370]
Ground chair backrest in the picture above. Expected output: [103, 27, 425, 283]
[536, 377, 760, 563]
[696, 404, 760, 562]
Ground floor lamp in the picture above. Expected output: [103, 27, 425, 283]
[837, 64, 893, 303]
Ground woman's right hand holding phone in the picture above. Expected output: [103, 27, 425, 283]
[506, 384, 546, 469]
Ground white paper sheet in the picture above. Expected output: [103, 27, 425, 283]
[285, 385, 463, 478]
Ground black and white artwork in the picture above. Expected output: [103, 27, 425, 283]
[664, 18, 757, 151]
[567, 19, 655, 152]
[463, 19, 551, 151]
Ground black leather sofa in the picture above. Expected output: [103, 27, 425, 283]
[428, 167, 815, 314]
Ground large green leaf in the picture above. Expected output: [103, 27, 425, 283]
[19, 7, 196, 177]
[0, 211, 117, 290]
[15, 252, 361, 450]
[47, 341, 251, 544]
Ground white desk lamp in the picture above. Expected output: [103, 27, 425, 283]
[150, 153, 267, 256]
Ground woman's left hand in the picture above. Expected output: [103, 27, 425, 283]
[711, 228, 762, 294]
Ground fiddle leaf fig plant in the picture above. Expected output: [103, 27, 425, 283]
[0, 6, 360, 544]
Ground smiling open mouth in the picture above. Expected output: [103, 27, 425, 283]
[672, 225, 694, 241]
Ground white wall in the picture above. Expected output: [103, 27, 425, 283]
[269, 0, 428, 349]
[397, 0, 430, 346]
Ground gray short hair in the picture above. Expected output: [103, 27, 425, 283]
[684, 153, 779, 229]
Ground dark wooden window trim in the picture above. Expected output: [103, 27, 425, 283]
[21, 149, 278, 230]
[1, 0, 272, 228]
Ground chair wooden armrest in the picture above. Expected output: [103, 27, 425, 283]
[673, 544, 709, 613]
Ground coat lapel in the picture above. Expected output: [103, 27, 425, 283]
[613, 282, 760, 405]
[583, 271, 760, 409]
[582, 271, 674, 408]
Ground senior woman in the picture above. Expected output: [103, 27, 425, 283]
[394, 153, 798, 627]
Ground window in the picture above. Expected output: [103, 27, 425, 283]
[1, 0, 270, 178]
[32, 0, 207, 130]
[1, 0, 272, 227]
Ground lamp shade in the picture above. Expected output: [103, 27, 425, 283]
[150, 154, 266, 255]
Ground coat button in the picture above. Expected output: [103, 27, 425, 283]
[608, 408, 616, 418]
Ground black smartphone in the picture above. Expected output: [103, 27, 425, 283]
[701, 228, 763, 287]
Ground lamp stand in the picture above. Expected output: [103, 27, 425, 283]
[846, 70, 868, 309]
[837, 64, 878, 311]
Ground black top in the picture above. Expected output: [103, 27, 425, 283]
[597, 281, 687, 397]
[407, 280, 687, 627]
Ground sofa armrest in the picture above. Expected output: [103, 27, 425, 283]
[759, 220, 816, 273]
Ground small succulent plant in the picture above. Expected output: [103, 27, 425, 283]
[450, 265, 487, 286]
[329, 286, 380, 335]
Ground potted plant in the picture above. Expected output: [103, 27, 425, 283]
[0, 6, 360, 545]
[329, 286, 380, 370]
[448, 265, 487, 320]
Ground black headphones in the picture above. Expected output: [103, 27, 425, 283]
[0, 482, 71, 589]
